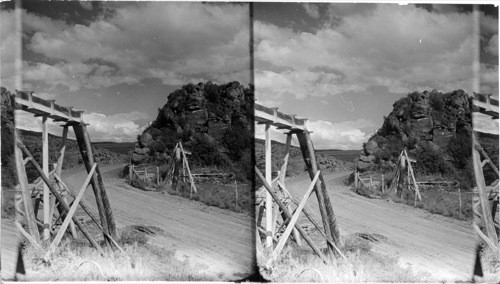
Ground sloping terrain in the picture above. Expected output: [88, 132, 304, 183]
[65, 164, 255, 280]
[286, 171, 476, 281]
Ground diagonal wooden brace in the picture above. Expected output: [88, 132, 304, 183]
[255, 166, 329, 264]
[270, 171, 320, 262]
[44, 164, 96, 260]
[17, 141, 105, 255]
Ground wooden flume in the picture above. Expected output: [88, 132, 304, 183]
[255, 102, 343, 263]
[12, 91, 119, 277]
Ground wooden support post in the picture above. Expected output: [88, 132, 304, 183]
[172, 145, 181, 191]
[381, 174, 385, 193]
[370, 175, 373, 190]
[17, 141, 104, 254]
[129, 164, 133, 184]
[179, 143, 197, 193]
[14, 135, 40, 243]
[45, 164, 96, 259]
[54, 174, 124, 252]
[270, 171, 320, 261]
[296, 131, 340, 250]
[157, 167, 160, 185]
[73, 123, 116, 242]
[265, 123, 273, 247]
[42, 116, 51, 241]
[354, 172, 358, 190]
[472, 135, 499, 245]
[255, 167, 329, 263]
[53, 125, 77, 238]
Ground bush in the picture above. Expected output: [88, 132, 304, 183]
[119, 227, 149, 246]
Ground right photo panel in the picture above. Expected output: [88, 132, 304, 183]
[253, 3, 498, 282]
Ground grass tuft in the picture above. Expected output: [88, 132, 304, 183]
[21, 236, 209, 281]
[259, 235, 430, 282]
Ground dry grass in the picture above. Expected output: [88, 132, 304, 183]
[258, 235, 430, 282]
[20, 234, 209, 281]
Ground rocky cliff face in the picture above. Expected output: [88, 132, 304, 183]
[131, 81, 253, 179]
[356, 89, 472, 174]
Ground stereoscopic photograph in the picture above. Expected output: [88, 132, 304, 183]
[1, 1, 254, 281]
[0, 1, 498, 283]
[253, 2, 498, 282]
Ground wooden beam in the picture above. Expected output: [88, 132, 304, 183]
[17, 140, 104, 254]
[54, 173, 124, 253]
[265, 123, 273, 247]
[14, 135, 40, 243]
[296, 131, 340, 252]
[45, 164, 96, 259]
[255, 102, 307, 131]
[42, 115, 51, 241]
[255, 166, 329, 263]
[270, 171, 320, 261]
[73, 123, 116, 242]
[472, 135, 499, 245]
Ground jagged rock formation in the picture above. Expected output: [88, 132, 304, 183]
[356, 90, 473, 178]
[132, 81, 254, 180]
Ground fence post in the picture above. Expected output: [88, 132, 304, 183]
[381, 174, 385, 193]
[144, 168, 148, 183]
[370, 175, 373, 190]
[157, 167, 160, 185]
[129, 164, 133, 184]
[354, 172, 358, 189]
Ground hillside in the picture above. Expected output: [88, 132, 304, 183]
[131, 81, 254, 181]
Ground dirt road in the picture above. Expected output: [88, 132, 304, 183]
[286, 171, 477, 282]
[58, 164, 254, 280]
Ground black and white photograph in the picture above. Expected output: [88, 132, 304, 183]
[253, 2, 499, 282]
[0, 0, 498, 283]
[1, 1, 254, 281]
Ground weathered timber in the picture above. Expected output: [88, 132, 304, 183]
[255, 103, 307, 131]
[472, 135, 499, 245]
[271, 171, 320, 261]
[54, 174, 124, 253]
[255, 167, 329, 263]
[14, 134, 40, 243]
[45, 164, 96, 259]
[73, 123, 116, 242]
[42, 116, 51, 241]
[265, 123, 273, 247]
[296, 131, 340, 250]
[17, 141, 104, 254]
[14, 91, 83, 123]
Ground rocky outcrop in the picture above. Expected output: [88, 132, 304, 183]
[356, 89, 472, 173]
[131, 81, 253, 169]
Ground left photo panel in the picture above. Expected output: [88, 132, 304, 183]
[1, 1, 255, 281]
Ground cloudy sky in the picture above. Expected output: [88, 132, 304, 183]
[1, 1, 250, 142]
[254, 3, 498, 149]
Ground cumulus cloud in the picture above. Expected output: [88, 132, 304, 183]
[15, 110, 149, 142]
[21, 2, 250, 91]
[83, 111, 150, 142]
[255, 118, 375, 150]
[485, 34, 498, 56]
[255, 4, 497, 103]
[303, 3, 320, 19]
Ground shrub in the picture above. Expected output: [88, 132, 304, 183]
[119, 227, 149, 246]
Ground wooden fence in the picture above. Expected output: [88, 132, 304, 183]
[129, 164, 160, 186]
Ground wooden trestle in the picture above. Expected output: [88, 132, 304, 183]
[471, 93, 499, 257]
[13, 91, 119, 263]
[255, 102, 342, 263]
